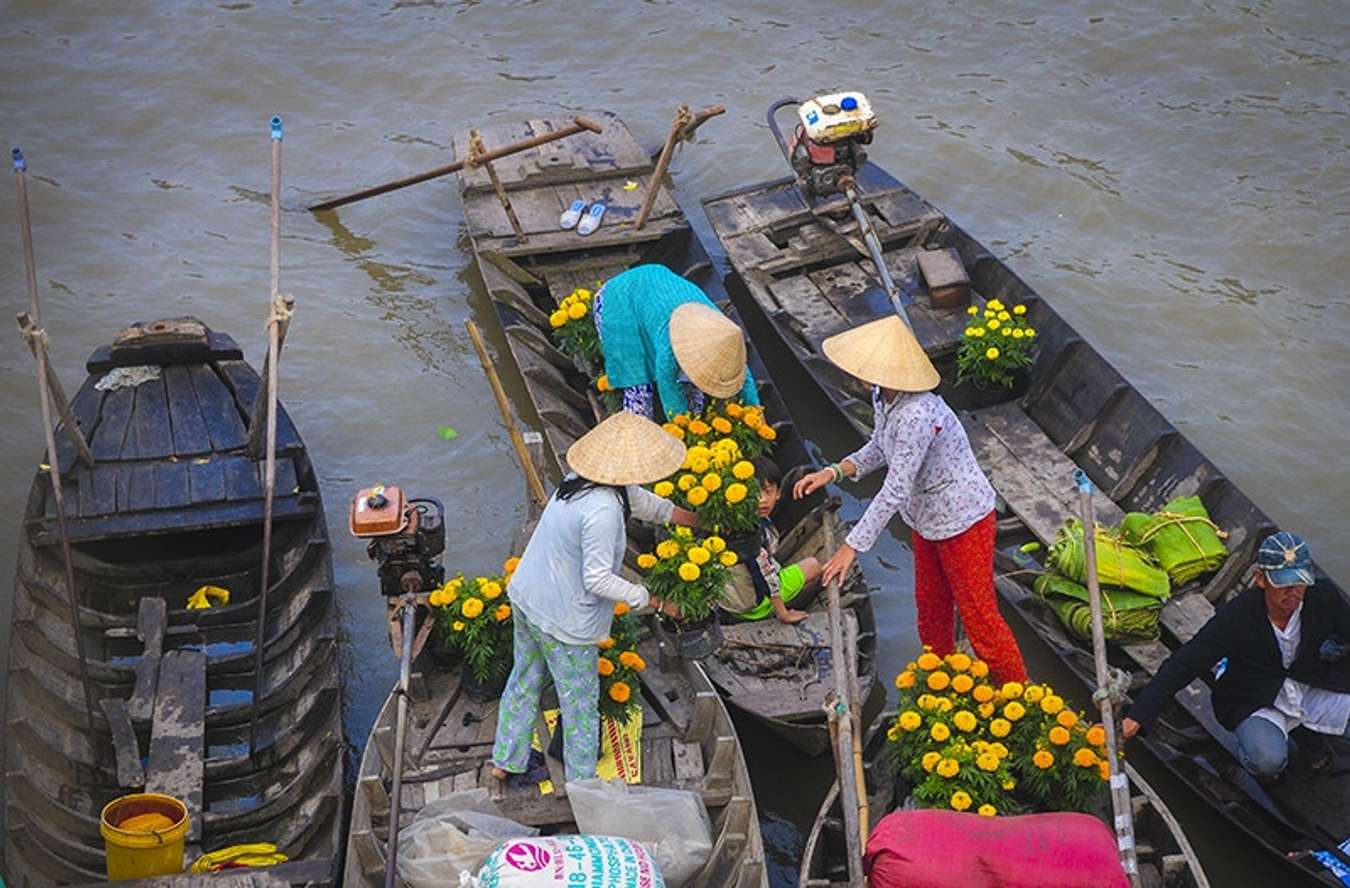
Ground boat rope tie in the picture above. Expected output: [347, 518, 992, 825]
[268, 293, 294, 328]
[1092, 666, 1132, 707]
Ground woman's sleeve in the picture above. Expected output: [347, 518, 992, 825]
[579, 505, 650, 607]
[654, 345, 690, 419]
[739, 367, 760, 406]
[843, 392, 886, 479]
[626, 484, 675, 525]
[844, 403, 934, 552]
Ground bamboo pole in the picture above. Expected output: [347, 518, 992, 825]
[1075, 469, 1140, 886]
[465, 319, 548, 507]
[309, 115, 604, 212]
[822, 519, 865, 888]
[469, 130, 526, 243]
[250, 117, 287, 755]
[11, 147, 97, 734]
[635, 105, 689, 231]
[17, 313, 93, 467]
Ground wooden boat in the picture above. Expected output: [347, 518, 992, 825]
[704, 150, 1350, 882]
[798, 718, 1209, 887]
[447, 110, 884, 756]
[4, 319, 344, 886]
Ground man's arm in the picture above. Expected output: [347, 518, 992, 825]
[1126, 608, 1231, 732]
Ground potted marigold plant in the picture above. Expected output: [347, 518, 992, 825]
[884, 649, 1112, 817]
[596, 605, 646, 725]
[662, 401, 777, 459]
[652, 439, 761, 539]
[950, 298, 1038, 410]
[548, 287, 600, 365]
[636, 526, 737, 658]
[431, 558, 517, 701]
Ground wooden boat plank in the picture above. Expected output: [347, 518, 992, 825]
[101, 697, 146, 788]
[125, 373, 175, 460]
[642, 735, 675, 784]
[217, 360, 301, 454]
[164, 365, 213, 457]
[146, 649, 206, 842]
[33, 496, 313, 546]
[220, 453, 264, 501]
[189, 365, 249, 452]
[472, 213, 685, 259]
[125, 463, 157, 512]
[188, 457, 228, 505]
[462, 181, 563, 239]
[71, 856, 333, 887]
[92, 384, 135, 462]
[75, 464, 118, 518]
[765, 276, 849, 343]
[153, 459, 192, 510]
[130, 596, 168, 721]
[57, 378, 106, 474]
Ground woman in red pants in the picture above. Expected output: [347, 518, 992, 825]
[792, 315, 1027, 683]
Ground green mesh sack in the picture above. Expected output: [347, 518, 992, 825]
[1120, 495, 1229, 586]
[1048, 518, 1170, 600]
[1033, 573, 1161, 643]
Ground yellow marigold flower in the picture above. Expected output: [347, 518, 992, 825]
[971, 327, 985, 338]
[705, 535, 726, 554]
[987, 318, 1001, 331]
[677, 473, 697, 492]
[1012, 328, 1025, 339]
[1033, 750, 1055, 770]
[687, 486, 709, 506]
[452, 620, 465, 632]
[916, 694, 936, 711]
[978, 702, 996, 718]
[494, 604, 512, 622]
[986, 346, 1001, 361]
[1098, 760, 1111, 781]
[461, 597, 484, 619]
[951, 674, 974, 694]
[896, 671, 916, 690]
[927, 671, 951, 691]
[732, 460, 755, 481]
[758, 424, 777, 441]
[989, 718, 1011, 738]
[701, 473, 721, 492]
[1000, 328, 1011, 337]
[1056, 709, 1078, 729]
[1049, 726, 1071, 746]
[1013, 304, 1027, 315]
[653, 481, 675, 498]
[724, 483, 748, 504]
[976, 752, 1000, 772]
[917, 652, 942, 671]
[886, 724, 900, 742]
[898, 711, 922, 732]
[428, 589, 447, 607]
[997, 310, 1011, 321]
[1040, 694, 1065, 715]
[950, 791, 972, 812]
[688, 420, 710, 437]
[503, 556, 520, 574]
[967, 305, 979, 316]
[1022, 684, 1045, 704]
[724, 402, 743, 417]
[567, 302, 587, 320]
[687, 546, 711, 565]
[1002, 777, 1016, 790]
[610, 604, 629, 620]
[972, 684, 994, 703]
[689, 455, 710, 474]
[662, 423, 685, 440]
[656, 540, 681, 560]
[482, 581, 503, 600]
[1025, 328, 1036, 338]
[930, 722, 951, 743]
[712, 417, 732, 434]
[947, 652, 972, 672]
[1003, 701, 1026, 721]
[678, 562, 701, 582]
[1073, 748, 1098, 768]
[673, 414, 690, 428]
[596, 374, 610, 392]
[953, 710, 977, 732]
[1086, 725, 1107, 747]
[936, 698, 954, 713]
[990, 742, 1009, 759]
[549, 310, 568, 329]
[970, 660, 989, 678]
[984, 310, 995, 319]
[608, 681, 631, 703]
[742, 409, 763, 429]
[719, 551, 738, 567]
[964, 328, 978, 338]
[598, 637, 615, 650]
[1001, 682, 1024, 699]
[987, 299, 1004, 311]
[978, 804, 997, 817]
[618, 650, 642, 670]
[922, 751, 942, 772]
[936, 757, 960, 778]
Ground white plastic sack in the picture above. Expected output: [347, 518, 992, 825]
[566, 778, 712, 888]
[396, 788, 538, 888]
[464, 835, 664, 888]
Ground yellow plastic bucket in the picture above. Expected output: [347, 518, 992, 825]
[99, 793, 190, 880]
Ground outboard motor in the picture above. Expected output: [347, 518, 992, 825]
[769, 92, 878, 199]
[349, 484, 446, 599]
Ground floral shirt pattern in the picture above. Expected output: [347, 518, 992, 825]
[844, 388, 995, 550]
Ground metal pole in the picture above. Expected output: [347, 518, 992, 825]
[1075, 468, 1140, 885]
[384, 594, 416, 888]
[841, 177, 912, 328]
[12, 147, 97, 734]
[249, 117, 284, 754]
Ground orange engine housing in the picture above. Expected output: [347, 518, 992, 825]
[349, 485, 408, 537]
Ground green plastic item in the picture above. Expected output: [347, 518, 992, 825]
[1120, 495, 1228, 585]
[1048, 518, 1170, 600]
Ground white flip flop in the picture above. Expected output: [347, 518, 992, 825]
[559, 199, 586, 230]
[577, 202, 606, 236]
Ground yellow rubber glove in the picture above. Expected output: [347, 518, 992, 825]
[186, 585, 230, 610]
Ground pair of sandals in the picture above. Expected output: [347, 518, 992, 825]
[560, 199, 606, 236]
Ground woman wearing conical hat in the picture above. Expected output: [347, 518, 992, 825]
[594, 264, 759, 420]
[792, 316, 1028, 683]
[492, 412, 695, 782]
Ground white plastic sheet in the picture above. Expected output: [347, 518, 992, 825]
[396, 789, 538, 888]
[566, 778, 712, 888]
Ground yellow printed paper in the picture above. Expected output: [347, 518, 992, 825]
[532, 709, 644, 785]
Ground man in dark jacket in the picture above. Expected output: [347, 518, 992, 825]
[1123, 532, 1350, 779]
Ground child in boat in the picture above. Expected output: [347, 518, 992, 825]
[719, 456, 820, 624]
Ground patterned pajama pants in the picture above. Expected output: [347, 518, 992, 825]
[492, 611, 600, 781]
[913, 510, 1028, 684]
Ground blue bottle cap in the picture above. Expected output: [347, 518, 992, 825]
[841, 96, 858, 111]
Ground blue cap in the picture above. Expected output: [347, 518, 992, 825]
[841, 96, 858, 111]
[1256, 531, 1314, 588]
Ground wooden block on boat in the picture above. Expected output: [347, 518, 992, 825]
[672, 739, 705, 783]
[703, 735, 736, 795]
[129, 597, 167, 721]
[641, 735, 675, 785]
[146, 650, 205, 842]
[917, 247, 970, 310]
[359, 774, 389, 818]
[101, 698, 145, 789]
[351, 829, 384, 877]
[1159, 594, 1215, 645]
[687, 691, 719, 744]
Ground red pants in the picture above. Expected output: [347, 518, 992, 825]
[913, 511, 1028, 684]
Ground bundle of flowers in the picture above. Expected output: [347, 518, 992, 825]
[431, 556, 518, 684]
[593, 373, 623, 415]
[596, 604, 646, 724]
[885, 648, 1112, 817]
[650, 440, 760, 537]
[956, 298, 1038, 389]
[548, 287, 600, 364]
[662, 401, 776, 458]
[636, 526, 738, 625]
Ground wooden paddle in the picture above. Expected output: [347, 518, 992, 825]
[308, 115, 604, 212]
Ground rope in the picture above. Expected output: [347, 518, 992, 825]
[1092, 666, 1132, 707]
[268, 294, 294, 328]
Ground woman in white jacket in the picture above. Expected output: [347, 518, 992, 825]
[491, 412, 693, 781]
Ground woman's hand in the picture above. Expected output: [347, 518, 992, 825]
[793, 468, 835, 500]
[821, 543, 857, 587]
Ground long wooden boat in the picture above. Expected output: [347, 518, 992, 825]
[4, 319, 344, 887]
[798, 717, 1209, 887]
[703, 146, 1350, 882]
[447, 110, 885, 756]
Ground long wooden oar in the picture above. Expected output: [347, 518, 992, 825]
[1075, 469, 1140, 886]
[12, 147, 97, 734]
[822, 519, 866, 888]
[309, 116, 604, 212]
[465, 319, 548, 508]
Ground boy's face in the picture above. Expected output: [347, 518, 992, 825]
[758, 480, 780, 518]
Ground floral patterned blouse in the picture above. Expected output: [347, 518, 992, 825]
[844, 388, 995, 549]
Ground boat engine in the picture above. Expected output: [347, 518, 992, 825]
[349, 484, 445, 598]
[769, 92, 878, 199]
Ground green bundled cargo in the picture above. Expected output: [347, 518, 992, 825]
[1033, 573, 1162, 643]
[1048, 518, 1171, 600]
[1120, 495, 1229, 585]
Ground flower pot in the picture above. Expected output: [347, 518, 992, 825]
[430, 642, 461, 673]
[666, 614, 724, 660]
[461, 659, 510, 703]
[943, 368, 1031, 413]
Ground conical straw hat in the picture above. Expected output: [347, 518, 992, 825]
[669, 303, 747, 399]
[822, 315, 940, 392]
[566, 411, 687, 486]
